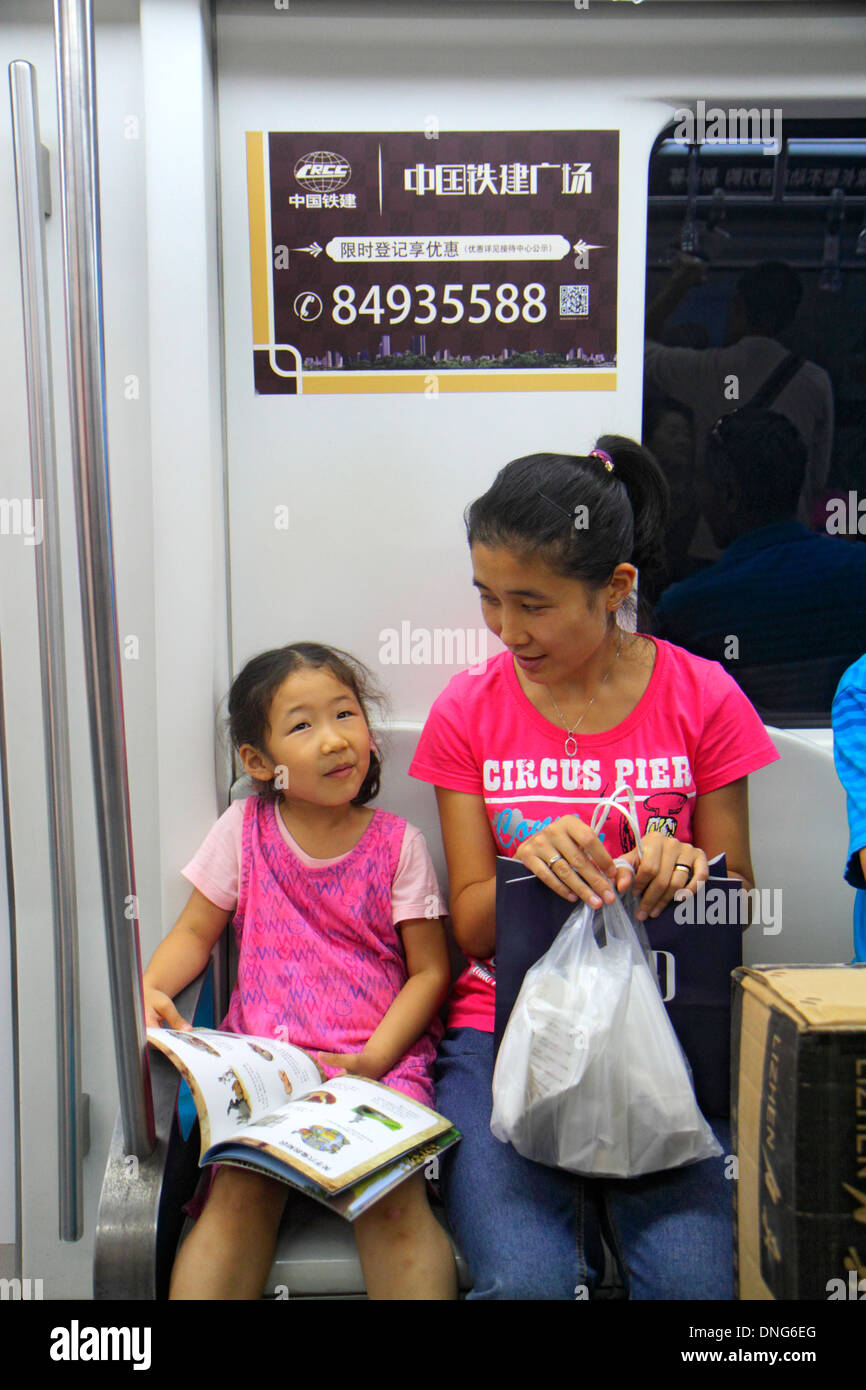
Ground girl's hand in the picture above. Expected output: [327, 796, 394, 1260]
[619, 833, 709, 921]
[316, 1049, 387, 1082]
[515, 814, 635, 906]
[143, 985, 192, 1032]
[140, 889, 231, 1032]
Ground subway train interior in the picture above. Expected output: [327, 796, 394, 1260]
[1, 0, 865, 1318]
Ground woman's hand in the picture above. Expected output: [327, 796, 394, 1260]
[143, 984, 192, 1031]
[515, 815, 635, 906]
[617, 832, 709, 921]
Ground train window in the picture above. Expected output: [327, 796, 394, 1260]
[644, 118, 866, 728]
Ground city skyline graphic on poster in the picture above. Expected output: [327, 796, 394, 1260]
[245, 130, 619, 395]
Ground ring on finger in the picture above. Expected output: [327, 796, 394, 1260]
[673, 862, 692, 877]
[546, 852, 564, 870]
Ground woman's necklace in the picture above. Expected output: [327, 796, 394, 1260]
[548, 633, 623, 757]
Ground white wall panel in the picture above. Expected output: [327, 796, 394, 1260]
[217, 4, 670, 717]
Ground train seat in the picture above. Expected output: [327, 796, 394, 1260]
[94, 720, 854, 1298]
[745, 727, 852, 965]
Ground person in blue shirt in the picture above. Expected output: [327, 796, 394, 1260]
[832, 655, 866, 962]
[653, 406, 866, 719]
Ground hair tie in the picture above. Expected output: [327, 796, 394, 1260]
[589, 448, 614, 473]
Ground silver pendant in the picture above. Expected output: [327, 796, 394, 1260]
[564, 735, 578, 758]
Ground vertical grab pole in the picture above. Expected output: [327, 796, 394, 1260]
[9, 58, 84, 1240]
[53, 0, 155, 1157]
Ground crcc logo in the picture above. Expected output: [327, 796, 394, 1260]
[294, 151, 352, 193]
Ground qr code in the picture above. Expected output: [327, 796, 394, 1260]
[560, 284, 589, 318]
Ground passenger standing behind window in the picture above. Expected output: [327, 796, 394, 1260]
[654, 407, 866, 718]
[410, 438, 779, 1300]
[644, 257, 834, 557]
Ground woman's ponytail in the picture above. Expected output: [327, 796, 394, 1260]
[595, 433, 670, 618]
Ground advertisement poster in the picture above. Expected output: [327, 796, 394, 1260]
[245, 130, 618, 395]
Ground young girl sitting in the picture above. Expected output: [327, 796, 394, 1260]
[143, 642, 457, 1300]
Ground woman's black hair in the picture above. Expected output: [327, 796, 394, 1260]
[226, 642, 387, 805]
[465, 436, 670, 625]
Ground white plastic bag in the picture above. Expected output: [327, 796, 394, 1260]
[490, 787, 722, 1178]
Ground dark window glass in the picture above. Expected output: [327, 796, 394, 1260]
[645, 118, 866, 727]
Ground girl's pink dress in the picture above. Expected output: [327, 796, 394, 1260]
[222, 795, 441, 1103]
[185, 796, 442, 1219]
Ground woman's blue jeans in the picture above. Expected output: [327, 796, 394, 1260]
[435, 1027, 734, 1301]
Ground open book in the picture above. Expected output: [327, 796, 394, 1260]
[148, 1027, 460, 1221]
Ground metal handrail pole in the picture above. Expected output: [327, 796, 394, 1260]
[9, 58, 84, 1240]
[53, 0, 154, 1157]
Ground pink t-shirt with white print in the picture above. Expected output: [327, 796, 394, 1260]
[409, 637, 779, 1033]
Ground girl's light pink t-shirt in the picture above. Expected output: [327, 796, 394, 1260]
[182, 797, 444, 924]
[409, 637, 780, 1033]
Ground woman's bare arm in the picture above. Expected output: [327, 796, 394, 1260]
[691, 778, 755, 893]
[435, 788, 499, 959]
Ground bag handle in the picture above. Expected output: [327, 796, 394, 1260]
[590, 784, 643, 866]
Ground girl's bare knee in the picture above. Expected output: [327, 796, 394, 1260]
[210, 1166, 287, 1219]
[356, 1174, 433, 1238]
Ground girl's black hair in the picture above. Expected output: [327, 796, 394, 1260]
[227, 642, 387, 805]
[465, 437, 670, 625]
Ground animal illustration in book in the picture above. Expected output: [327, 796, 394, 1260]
[350, 1105, 402, 1131]
[279, 1069, 294, 1097]
[217, 1067, 252, 1123]
[296, 1126, 350, 1155]
[168, 1030, 221, 1056]
[307, 1090, 337, 1105]
[249, 1042, 275, 1061]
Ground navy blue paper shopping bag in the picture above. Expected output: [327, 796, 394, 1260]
[492, 854, 743, 1119]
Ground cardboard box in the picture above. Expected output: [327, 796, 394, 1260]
[732, 965, 866, 1301]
